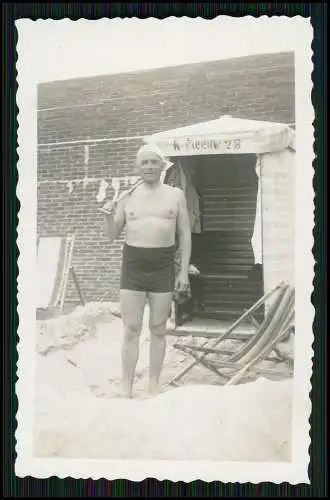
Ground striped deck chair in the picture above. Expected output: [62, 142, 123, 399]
[36, 234, 84, 318]
[170, 283, 295, 386]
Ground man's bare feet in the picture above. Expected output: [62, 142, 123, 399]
[123, 392, 133, 399]
[149, 381, 160, 397]
[122, 380, 134, 399]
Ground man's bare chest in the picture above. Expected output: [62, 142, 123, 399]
[125, 192, 178, 221]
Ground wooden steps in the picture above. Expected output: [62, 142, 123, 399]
[168, 318, 256, 340]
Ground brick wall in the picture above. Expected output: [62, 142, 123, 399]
[37, 51, 295, 304]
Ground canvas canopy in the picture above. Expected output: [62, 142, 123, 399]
[143, 115, 296, 275]
[143, 115, 295, 157]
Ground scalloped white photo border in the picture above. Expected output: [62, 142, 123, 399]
[15, 17, 314, 484]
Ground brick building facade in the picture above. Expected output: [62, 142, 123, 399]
[37, 51, 295, 305]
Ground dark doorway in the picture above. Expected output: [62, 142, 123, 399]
[181, 154, 264, 322]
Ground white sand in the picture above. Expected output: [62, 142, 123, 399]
[34, 303, 293, 462]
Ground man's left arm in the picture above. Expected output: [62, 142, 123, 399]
[176, 189, 192, 289]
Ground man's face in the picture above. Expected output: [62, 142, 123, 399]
[136, 152, 164, 184]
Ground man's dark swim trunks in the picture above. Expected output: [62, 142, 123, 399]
[120, 243, 176, 293]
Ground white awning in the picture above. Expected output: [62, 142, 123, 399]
[143, 115, 296, 157]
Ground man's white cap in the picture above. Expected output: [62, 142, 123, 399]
[136, 143, 166, 163]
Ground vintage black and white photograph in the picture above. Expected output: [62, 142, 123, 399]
[16, 17, 314, 483]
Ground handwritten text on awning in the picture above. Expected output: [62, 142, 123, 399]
[171, 138, 241, 154]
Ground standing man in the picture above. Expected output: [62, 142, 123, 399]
[102, 144, 192, 398]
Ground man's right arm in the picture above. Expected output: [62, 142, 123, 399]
[104, 198, 126, 243]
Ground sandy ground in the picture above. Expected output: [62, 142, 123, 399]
[34, 303, 294, 462]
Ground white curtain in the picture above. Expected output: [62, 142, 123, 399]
[251, 155, 263, 265]
[259, 148, 295, 293]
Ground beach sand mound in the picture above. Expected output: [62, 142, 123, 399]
[37, 301, 120, 355]
[33, 304, 294, 462]
[34, 378, 293, 462]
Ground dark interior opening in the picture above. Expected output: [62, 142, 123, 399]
[171, 153, 264, 324]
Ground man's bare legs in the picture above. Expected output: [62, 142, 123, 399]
[148, 292, 173, 395]
[120, 289, 146, 398]
[120, 290, 172, 397]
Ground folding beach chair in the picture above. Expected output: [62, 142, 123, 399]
[36, 234, 85, 318]
[169, 283, 294, 386]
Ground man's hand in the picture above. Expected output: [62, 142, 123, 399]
[99, 200, 117, 215]
[175, 271, 190, 294]
[102, 197, 126, 242]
